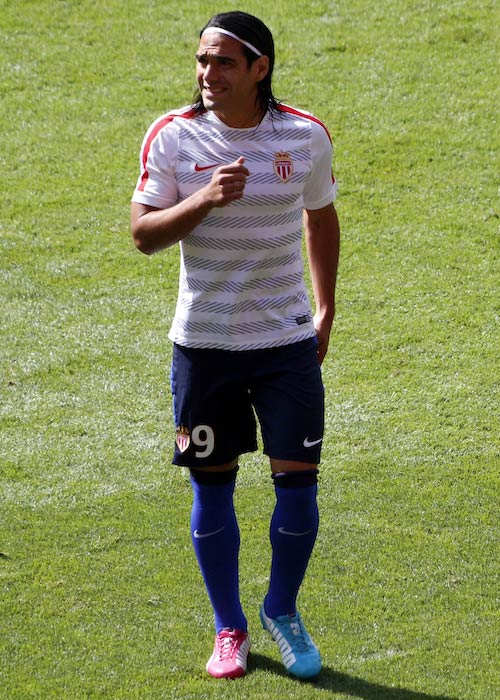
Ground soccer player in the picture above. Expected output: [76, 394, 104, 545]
[131, 11, 340, 680]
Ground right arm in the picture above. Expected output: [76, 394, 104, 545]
[131, 157, 249, 255]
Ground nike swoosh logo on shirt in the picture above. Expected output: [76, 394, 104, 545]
[278, 527, 314, 537]
[193, 527, 225, 539]
[303, 437, 323, 448]
[194, 163, 218, 172]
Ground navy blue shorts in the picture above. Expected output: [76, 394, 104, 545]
[170, 338, 324, 468]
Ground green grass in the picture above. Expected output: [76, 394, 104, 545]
[1, 0, 499, 698]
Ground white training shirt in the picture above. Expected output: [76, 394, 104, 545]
[132, 104, 337, 351]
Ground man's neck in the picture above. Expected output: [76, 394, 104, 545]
[214, 105, 267, 129]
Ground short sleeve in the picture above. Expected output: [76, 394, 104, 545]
[302, 122, 337, 210]
[131, 116, 179, 209]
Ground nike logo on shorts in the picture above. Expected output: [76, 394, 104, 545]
[193, 526, 225, 539]
[303, 437, 323, 448]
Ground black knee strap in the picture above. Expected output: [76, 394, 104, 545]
[190, 465, 239, 485]
[272, 469, 319, 489]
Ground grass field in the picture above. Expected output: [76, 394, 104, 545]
[1, 0, 499, 698]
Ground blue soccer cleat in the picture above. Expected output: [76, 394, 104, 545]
[260, 604, 322, 679]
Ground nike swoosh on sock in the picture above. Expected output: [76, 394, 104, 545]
[277, 527, 314, 537]
[193, 526, 225, 539]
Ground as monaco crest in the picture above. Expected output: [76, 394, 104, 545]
[176, 426, 191, 453]
[273, 151, 293, 183]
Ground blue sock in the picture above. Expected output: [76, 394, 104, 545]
[190, 472, 247, 633]
[265, 480, 319, 618]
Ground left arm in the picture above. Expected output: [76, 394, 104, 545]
[304, 203, 340, 365]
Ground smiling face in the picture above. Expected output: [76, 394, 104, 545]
[195, 31, 269, 128]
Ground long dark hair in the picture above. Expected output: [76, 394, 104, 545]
[192, 11, 280, 116]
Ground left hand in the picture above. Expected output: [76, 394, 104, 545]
[314, 312, 334, 365]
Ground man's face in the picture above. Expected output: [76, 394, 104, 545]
[195, 32, 268, 127]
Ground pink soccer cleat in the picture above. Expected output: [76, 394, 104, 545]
[206, 628, 251, 679]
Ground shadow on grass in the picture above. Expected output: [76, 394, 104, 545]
[249, 653, 460, 700]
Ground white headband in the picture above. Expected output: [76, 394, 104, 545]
[201, 27, 263, 57]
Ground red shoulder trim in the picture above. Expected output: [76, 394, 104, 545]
[276, 104, 332, 144]
[137, 108, 198, 192]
